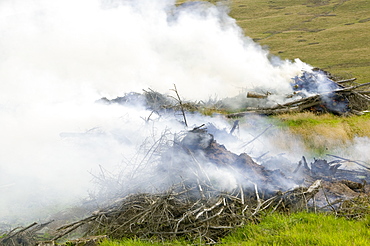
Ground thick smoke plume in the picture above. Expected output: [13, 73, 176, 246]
[0, 0, 368, 226]
[0, 0, 311, 104]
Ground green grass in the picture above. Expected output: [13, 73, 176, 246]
[222, 212, 370, 245]
[98, 212, 370, 246]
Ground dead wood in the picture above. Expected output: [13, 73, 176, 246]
[0, 221, 53, 246]
[47, 179, 323, 243]
[335, 78, 357, 84]
[31, 128, 370, 244]
[326, 154, 370, 171]
[240, 124, 273, 148]
[334, 82, 370, 92]
[169, 84, 188, 127]
[227, 72, 370, 117]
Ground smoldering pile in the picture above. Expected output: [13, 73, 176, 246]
[97, 69, 370, 118]
[228, 69, 370, 117]
[9, 124, 367, 245]
[3, 81, 370, 245]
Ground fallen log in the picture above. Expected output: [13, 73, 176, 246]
[226, 95, 322, 117]
[246, 91, 269, 99]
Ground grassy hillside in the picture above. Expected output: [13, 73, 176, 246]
[177, 0, 369, 80]
[229, 0, 370, 82]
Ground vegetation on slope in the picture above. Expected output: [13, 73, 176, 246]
[228, 0, 370, 82]
[177, 0, 370, 82]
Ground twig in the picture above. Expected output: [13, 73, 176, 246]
[241, 204, 249, 216]
[302, 156, 310, 170]
[321, 186, 337, 214]
[239, 185, 244, 205]
[230, 120, 239, 135]
[1, 222, 38, 243]
[195, 198, 223, 220]
[335, 78, 357, 84]
[197, 208, 224, 224]
[170, 84, 188, 127]
[326, 154, 370, 170]
[255, 151, 269, 162]
[252, 183, 262, 216]
[334, 82, 370, 92]
[240, 124, 273, 148]
[260, 195, 279, 211]
[293, 160, 303, 173]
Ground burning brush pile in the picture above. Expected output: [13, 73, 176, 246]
[4, 124, 369, 245]
[2, 70, 370, 246]
[98, 69, 370, 117]
[229, 69, 370, 116]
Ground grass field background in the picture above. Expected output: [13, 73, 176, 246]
[178, 0, 369, 81]
[229, 0, 370, 82]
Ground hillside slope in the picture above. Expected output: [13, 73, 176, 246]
[180, 0, 370, 82]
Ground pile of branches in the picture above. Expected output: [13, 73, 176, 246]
[97, 86, 199, 115]
[48, 180, 321, 243]
[5, 126, 370, 245]
[44, 125, 331, 243]
[45, 128, 369, 243]
[0, 180, 322, 245]
[228, 75, 370, 117]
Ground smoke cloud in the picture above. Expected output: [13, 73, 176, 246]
[0, 0, 368, 226]
[0, 0, 311, 104]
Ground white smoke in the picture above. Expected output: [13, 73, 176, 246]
[0, 0, 367, 226]
[329, 137, 370, 169]
[0, 0, 310, 105]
